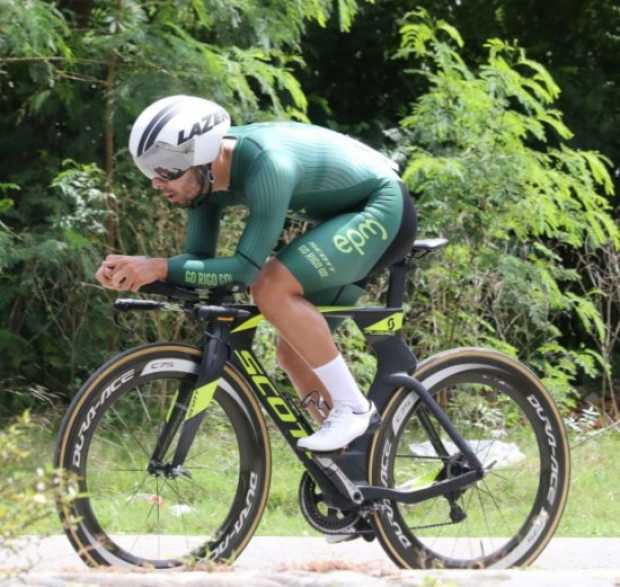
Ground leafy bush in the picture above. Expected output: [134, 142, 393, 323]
[393, 9, 617, 407]
[0, 162, 114, 414]
[0, 413, 67, 547]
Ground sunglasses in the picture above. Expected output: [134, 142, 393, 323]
[154, 167, 186, 181]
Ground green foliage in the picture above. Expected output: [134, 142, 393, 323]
[51, 160, 110, 238]
[0, 160, 114, 412]
[397, 9, 618, 405]
[0, 0, 357, 124]
[0, 0, 72, 64]
[0, 412, 67, 545]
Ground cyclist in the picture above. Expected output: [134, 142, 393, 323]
[95, 95, 417, 452]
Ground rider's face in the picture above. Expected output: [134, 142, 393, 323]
[151, 168, 201, 207]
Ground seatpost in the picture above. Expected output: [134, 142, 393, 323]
[387, 258, 414, 308]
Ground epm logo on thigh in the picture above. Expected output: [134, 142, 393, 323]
[333, 215, 388, 256]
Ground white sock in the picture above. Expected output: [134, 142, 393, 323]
[312, 354, 370, 413]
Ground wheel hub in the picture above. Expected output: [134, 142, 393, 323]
[147, 461, 192, 479]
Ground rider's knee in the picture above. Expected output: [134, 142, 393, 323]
[250, 273, 270, 310]
[251, 261, 295, 313]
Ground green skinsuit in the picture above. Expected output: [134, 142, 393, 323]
[166, 122, 413, 307]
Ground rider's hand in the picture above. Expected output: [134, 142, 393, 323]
[94, 257, 118, 288]
[95, 255, 168, 292]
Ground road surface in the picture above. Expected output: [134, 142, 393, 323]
[1, 536, 619, 572]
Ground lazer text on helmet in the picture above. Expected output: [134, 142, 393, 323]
[177, 112, 227, 146]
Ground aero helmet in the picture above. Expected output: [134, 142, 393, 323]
[129, 95, 230, 180]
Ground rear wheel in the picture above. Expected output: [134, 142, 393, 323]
[370, 348, 570, 569]
[54, 343, 271, 568]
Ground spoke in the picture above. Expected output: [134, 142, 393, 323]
[171, 479, 193, 556]
[453, 486, 477, 560]
[89, 468, 151, 506]
[161, 475, 214, 547]
[473, 437, 498, 471]
[156, 478, 161, 560]
[479, 478, 508, 515]
[173, 470, 215, 497]
[476, 486, 494, 555]
[156, 478, 161, 526]
[476, 482, 508, 510]
[106, 467, 149, 473]
[185, 438, 237, 466]
[136, 387, 153, 425]
[407, 519, 460, 531]
[129, 529, 144, 556]
[123, 471, 151, 503]
[485, 463, 531, 493]
[90, 431, 146, 470]
[161, 476, 190, 502]
[484, 484, 510, 554]
[87, 454, 145, 475]
[484, 457, 540, 506]
[110, 405, 153, 460]
[485, 469, 511, 482]
[406, 494, 445, 533]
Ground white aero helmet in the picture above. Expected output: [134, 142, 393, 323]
[129, 95, 230, 180]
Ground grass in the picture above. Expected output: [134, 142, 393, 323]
[2, 415, 619, 538]
[556, 430, 620, 536]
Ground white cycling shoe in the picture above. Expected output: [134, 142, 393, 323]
[297, 401, 379, 452]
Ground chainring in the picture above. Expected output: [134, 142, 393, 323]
[298, 472, 360, 534]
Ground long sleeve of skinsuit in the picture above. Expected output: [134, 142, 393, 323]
[166, 149, 298, 288]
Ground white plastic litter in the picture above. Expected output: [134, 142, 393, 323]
[169, 504, 193, 517]
[408, 439, 526, 470]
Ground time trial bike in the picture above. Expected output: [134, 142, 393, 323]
[54, 238, 570, 570]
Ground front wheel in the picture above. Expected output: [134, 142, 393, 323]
[54, 343, 271, 568]
[369, 347, 570, 569]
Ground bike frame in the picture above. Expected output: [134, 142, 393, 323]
[140, 256, 485, 511]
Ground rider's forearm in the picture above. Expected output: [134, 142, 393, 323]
[167, 253, 259, 288]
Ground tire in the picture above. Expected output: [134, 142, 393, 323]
[369, 347, 570, 569]
[54, 343, 271, 568]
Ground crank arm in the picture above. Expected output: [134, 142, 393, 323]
[313, 454, 365, 505]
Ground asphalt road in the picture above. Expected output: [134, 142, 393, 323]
[1, 536, 619, 572]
